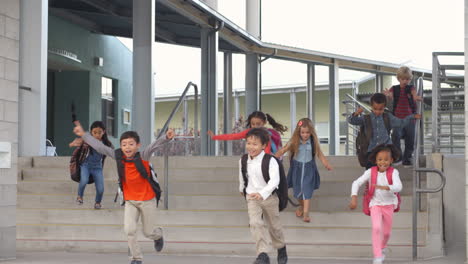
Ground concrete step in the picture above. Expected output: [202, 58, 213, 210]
[17, 208, 427, 229]
[17, 222, 426, 245]
[17, 178, 419, 197]
[16, 238, 421, 258]
[18, 193, 425, 212]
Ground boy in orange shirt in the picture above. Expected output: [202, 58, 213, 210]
[73, 121, 174, 264]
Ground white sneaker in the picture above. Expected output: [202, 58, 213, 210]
[372, 257, 383, 264]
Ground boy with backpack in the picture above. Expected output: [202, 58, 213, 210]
[239, 128, 288, 264]
[73, 121, 174, 264]
[383, 66, 422, 166]
[348, 93, 421, 169]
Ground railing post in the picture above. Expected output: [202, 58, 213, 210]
[164, 154, 169, 210]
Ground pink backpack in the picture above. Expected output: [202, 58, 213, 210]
[362, 166, 401, 216]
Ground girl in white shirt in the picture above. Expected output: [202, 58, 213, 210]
[349, 144, 402, 264]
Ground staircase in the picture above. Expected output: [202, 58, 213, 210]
[17, 155, 438, 259]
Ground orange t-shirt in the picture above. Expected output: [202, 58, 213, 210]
[121, 159, 156, 201]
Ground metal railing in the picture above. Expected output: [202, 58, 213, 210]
[431, 52, 465, 153]
[412, 77, 446, 260]
[157, 82, 199, 209]
[342, 93, 372, 155]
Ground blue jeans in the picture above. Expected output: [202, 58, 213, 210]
[391, 120, 415, 162]
[78, 163, 104, 203]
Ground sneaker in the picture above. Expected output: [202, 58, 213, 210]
[402, 160, 413, 167]
[154, 237, 164, 252]
[277, 246, 288, 264]
[94, 203, 102, 210]
[372, 257, 383, 264]
[130, 260, 142, 264]
[253, 252, 270, 264]
[76, 197, 83, 205]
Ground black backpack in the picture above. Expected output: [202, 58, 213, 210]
[114, 150, 162, 207]
[241, 153, 288, 211]
[355, 113, 391, 167]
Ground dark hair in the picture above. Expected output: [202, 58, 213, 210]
[246, 128, 270, 145]
[368, 144, 400, 164]
[120, 131, 140, 144]
[90, 121, 113, 148]
[246, 111, 288, 134]
[370, 93, 387, 105]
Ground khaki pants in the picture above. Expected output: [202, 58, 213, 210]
[124, 198, 163, 260]
[247, 194, 286, 255]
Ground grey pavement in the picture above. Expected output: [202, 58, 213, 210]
[0, 252, 462, 264]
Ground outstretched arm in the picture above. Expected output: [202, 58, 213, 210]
[73, 121, 115, 159]
[209, 129, 249, 141]
[275, 143, 290, 158]
[141, 129, 175, 160]
[69, 138, 83, 148]
[317, 149, 332, 170]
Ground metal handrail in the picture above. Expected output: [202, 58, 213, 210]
[342, 93, 372, 154]
[158, 82, 199, 210]
[344, 93, 372, 112]
[412, 77, 446, 260]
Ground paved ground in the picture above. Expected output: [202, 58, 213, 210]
[0, 252, 463, 264]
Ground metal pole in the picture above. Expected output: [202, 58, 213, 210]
[329, 62, 340, 155]
[432, 53, 440, 152]
[183, 98, 189, 155]
[290, 88, 296, 135]
[164, 154, 169, 209]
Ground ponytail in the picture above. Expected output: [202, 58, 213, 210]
[265, 113, 287, 134]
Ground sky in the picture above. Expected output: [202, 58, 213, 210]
[118, 0, 464, 96]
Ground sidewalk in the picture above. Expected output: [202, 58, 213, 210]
[0, 252, 461, 264]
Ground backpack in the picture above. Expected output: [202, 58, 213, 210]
[241, 153, 288, 211]
[267, 128, 283, 155]
[114, 150, 162, 207]
[355, 113, 391, 167]
[392, 84, 416, 114]
[69, 144, 94, 184]
[362, 166, 401, 216]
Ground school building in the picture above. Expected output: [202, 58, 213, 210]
[0, 0, 466, 263]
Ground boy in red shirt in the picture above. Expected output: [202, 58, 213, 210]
[383, 66, 422, 166]
[74, 121, 174, 264]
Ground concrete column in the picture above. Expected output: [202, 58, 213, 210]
[329, 62, 340, 155]
[132, 0, 155, 147]
[223, 53, 233, 155]
[375, 73, 383, 92]
[245, 0, 260, 116]
[234, 91, 240, 122]
[464, 1, 468, 261]
[2, 0, 21, 260]
[18, 0, 48, 156]
[306, 64, 315, 123]
[200, 26, 218, 156]
[290, 88, 296, 133]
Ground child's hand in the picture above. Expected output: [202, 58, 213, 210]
[166, 128, 175, 140]
[349, 196, 358, 210]
[413, 95, 423, 102]
[354, 107, 364, 116]
[414, 114, 422, 119]
[383, 88, 391, 97]
[323, 161, 332, 171]
[69, 138, 83, 147]
[248, 193, 263, 201]
[207, 130, 215, 139]
[73, 121, 85, 137]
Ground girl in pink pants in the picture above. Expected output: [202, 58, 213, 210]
[349, 144, 402, 264]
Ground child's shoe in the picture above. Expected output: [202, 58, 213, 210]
[277, 246, 288, 264]
[76, 197, 83, 205]
[372, 257, 383, 264]
[154, 237, 164, 252]
[130, 260, 142, 264]
[253, 252, 270, 264]
[94, 203, 102, 210]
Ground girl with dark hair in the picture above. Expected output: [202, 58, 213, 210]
[275, 118, 332, 222]
[349, 144, 402, 264]
[208, 111, 287, 155]
[69, 121, 114, 209]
